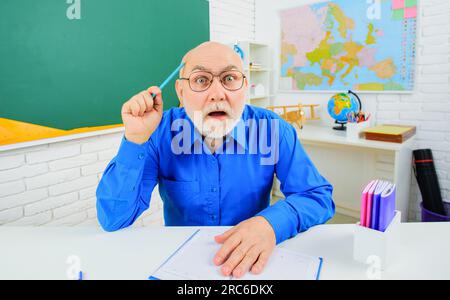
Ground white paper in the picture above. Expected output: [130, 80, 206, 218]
[151, 228, 322, 280]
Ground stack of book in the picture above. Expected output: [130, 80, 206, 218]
[363, 124, 416, 143]
[360, 180, 396, 232]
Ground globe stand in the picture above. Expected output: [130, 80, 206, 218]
[328, 90, 362, 132]
[333, 121, 347, 131]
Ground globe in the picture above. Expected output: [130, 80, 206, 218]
[327, 90, 362, 130]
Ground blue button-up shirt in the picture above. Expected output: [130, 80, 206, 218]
[96, 105, 335, 244]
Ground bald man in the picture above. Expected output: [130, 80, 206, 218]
[96, 42, 335, 278]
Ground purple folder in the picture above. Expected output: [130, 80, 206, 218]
[371, 181, 389, 230]
[379, 184, 396, 232]
[366, 180, 379, 228]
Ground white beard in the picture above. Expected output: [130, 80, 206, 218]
[192, 111, 239, 139]
[186, 102, 244, 139]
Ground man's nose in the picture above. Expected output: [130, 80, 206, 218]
[208, 78, 226, 102]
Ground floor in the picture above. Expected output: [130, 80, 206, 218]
[327, 213, 358, 224]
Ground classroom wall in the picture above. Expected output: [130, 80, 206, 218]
[0, 132, 164, 227]
[3, 0, 446, 226]
[0, 0, 257, 227]
[255, 0, 450, 221]
[210, 0, 256, 42]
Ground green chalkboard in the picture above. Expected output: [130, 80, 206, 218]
[0, 0, 209, 130]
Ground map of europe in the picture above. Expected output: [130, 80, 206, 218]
[280, 0, 417, 92]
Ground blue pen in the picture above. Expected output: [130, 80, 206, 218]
[151, 62, 185, 99]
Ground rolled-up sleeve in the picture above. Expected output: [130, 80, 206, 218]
[257, 124, 335, 244]
[96, 135, 159, 232]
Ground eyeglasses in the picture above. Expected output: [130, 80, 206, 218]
[179, 70, 246, 92]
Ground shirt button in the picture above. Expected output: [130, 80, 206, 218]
[211, 187, 218, 193]
[138, 153, 144, 160]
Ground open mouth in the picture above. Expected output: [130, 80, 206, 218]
[207, 110, 228, 118]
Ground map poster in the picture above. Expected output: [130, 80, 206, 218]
[280, 0, 418, 92]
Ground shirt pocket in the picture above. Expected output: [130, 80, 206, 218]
[159, 178, 201, 223]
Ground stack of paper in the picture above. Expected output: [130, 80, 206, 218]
[150, 228, 323, 280]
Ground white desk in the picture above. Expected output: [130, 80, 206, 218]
[293, 125, 415, 221]
[1, 223, 449, 280]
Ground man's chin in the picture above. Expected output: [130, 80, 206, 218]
[202, 126, 231, 140]
[201, 118, 238, 139]
[203, 132, 227, 140]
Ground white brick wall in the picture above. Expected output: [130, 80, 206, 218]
[0, 0, 256, 228]
[377, 0, 450, 221]
[0, 133, 164, 227]
[255, 0, 450, 221]
[210, 0, 256, 43]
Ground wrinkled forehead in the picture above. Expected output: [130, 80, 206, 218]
[181, 46, 243, 76]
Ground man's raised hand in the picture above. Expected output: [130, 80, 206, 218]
[122, 86, 163, 145]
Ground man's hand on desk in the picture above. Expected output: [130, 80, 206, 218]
[213, 216, 276, 278]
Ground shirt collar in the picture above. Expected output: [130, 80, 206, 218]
[225, 119, 248, 151]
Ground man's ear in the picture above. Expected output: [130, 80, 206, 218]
[175, 79, 184, 107]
